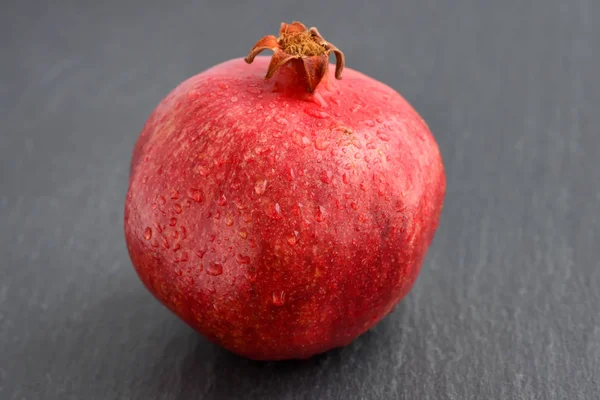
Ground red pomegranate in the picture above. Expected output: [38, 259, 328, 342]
[124, 21, 445, 360]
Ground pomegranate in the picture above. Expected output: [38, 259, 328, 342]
[124, 21, 445, 360]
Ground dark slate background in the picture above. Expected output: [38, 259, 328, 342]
[1, 1, 599, 399]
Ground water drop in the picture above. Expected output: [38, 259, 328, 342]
[174, 204, 183, 214]
[246, 87, 262, 95]
[218, 194, 227, 206]
[218, 82, 228, 89]
[197, 165, 210, 176]
[233, 198, 248, 210]
[189, 188, 204, 203]
[225, 215, 234, 226]
[314, 138, 330, 150]
[246, 268, 257, 282]
[377, 130, 390, 141]
[292, 131, 310, 148]
[236, 254, 251, 264]
[272, 291, 286, 306]
[170, 190, 179, 200]
[230, 96, 238, 103]
[143, 227, 152, 240]
[196, 249, 207, 258]
[271, 129, 284, 138]
[169, 217, 177, 226]
[315, 205, 326, 222]
[304, 107, 330, 119]
[287, 232, 298, 246]
[275, 117, 289, 125]
[255, 178, 268, 195]
[320, 170, 332, 184]
[266, 202, 282, 220]
[207, 262, 223, 276]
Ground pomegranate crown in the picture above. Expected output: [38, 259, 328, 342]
[244, 21, 345, 92]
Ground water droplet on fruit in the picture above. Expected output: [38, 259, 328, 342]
[377, 131, 390, 141]
[207, 262, 223, 276]
[196, 249, 207, 258]
[287, 233, 297, 246]
[218, 82, 228, 89]
[174, 204, 182, 214]
[271, 128, 284, 138]
[246, 87, 262, 95]
[143, 227, 152, 240]
[315, 206, 326, 222]
[292, 131, 311, 148]
[272, 291, 286, 306]
[169, 218, 177, 226]
[266, 202, 282, 220]
[225, 215, 234, 227]
[236, 254, 251, 264]
[218, 194, 227, 206]
[304, 107, 330, 119]
[230, 96, 238, 103]
[197, 165, 210, 176]
[188, 188, 204, 203]
[314, 138, 330, 150]
[275, 117, 289, 125]
[255, 178, 268, 195]
[320, 170, 332, 184]
[246, 268, 257, 281]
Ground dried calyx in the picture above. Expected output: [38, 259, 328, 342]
[245, 21, 345, 93]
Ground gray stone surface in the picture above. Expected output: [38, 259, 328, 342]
[1, 1, 599, 399]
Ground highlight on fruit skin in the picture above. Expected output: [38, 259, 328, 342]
[124, 20, 446, 361]
[245, 21, 345, 92]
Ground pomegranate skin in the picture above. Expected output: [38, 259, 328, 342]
[124, 56, 445, 360]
